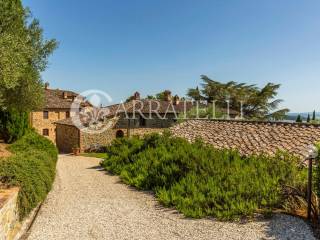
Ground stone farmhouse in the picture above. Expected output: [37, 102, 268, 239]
[31, 86, 198, 152]
[30, 83, 89, 143]
[111, 91, 193, 128]
[110, 91, 238, 129]
[54, 91, 196, 153]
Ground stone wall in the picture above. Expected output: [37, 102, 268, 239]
[129, 128, 164, 137]
[56, 124, 80, 153]
[80, 128, 116, 152]
[80, 127, 163, 152]
[0, 188, 19, 240]
[30, 110, 70, 143]
[55, 119, 164, 153]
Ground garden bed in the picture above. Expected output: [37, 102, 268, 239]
[0, 131, 58, 220]
[100, 132, 306, 220]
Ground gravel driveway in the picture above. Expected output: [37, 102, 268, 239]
[26, 155, 315, 240]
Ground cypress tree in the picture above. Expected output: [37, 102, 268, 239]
[307, 114, 311, 123]
[296, 114, 302, 123]
[313, 110, 316, 121]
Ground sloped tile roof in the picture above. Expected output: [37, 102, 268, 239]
[44, 89, 91, 109]
[54, 118, 76, 126]
[102, 100, 194, 116]
[170, 119, 320, 159]
[55, 114, 119, 131]
[103, 100, 239, 116]
[125, 100, 194, 114]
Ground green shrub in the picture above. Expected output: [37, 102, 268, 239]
[0, 108, 29, 143]
[0, 131, 58, 220]
[101, 132, 305, 220]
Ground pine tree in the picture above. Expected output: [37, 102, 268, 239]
[187, 75, 289, 119]
[296, 114, 302, 123]
[307, 114, 311, 123]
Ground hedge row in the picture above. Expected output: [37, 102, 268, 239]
[101, 132, 306, 220]
[0, 131, 58, 220]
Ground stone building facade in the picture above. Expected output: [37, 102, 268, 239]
[80, 127, 163, 152]
[55, 118, 163, 153]
[30, 110, 71, 143]
[30, 83, 87, 143]
[115, 113, 178, 129]
[54, 91, 188, 153]
[106, 91, 193, 129]
[56, 123, 80, 153]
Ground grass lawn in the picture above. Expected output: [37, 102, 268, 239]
[80, 152, 106, 159]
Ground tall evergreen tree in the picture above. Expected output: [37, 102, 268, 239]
[307, 114, 311, 123]
[313, 110, 316, 121]
[296, 114, 302, 123]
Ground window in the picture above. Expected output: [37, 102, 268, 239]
[43, 111, 49, 119]
[42, 129, 49, 136]
[139, 115, 146, 127]
[66, 111, 70, 118]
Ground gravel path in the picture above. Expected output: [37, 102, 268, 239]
[26, 155, 315, 240]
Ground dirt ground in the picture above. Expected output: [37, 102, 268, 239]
[0, 140, 11, 158]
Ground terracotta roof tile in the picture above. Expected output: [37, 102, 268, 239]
[103, 100, 194, 115]
[44, 89, 91, 109]
[170, 119, 320, 159]
[54, 118, 75, 126]
[43, 89, 79, 109]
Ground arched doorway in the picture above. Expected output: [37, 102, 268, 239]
[116, 130, 124, 138]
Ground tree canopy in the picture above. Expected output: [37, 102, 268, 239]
[187, 75, 289, 120]
[0, 0, 58, 111]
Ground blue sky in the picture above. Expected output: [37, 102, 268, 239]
[23, 0, 320, 112]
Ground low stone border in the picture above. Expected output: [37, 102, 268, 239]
[0, 188, 41, 240]
[0, 188, 19, 240]
[13, 204, 41, 240]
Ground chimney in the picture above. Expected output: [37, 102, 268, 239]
[63, 92, 68, 99]
[44, 82, 50, 90]
[173, 95, 180, 105]
[163, 90, 172, 102]
[133, 91, 140, 100]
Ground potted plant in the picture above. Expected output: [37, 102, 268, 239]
[72, 144, 80, 156]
